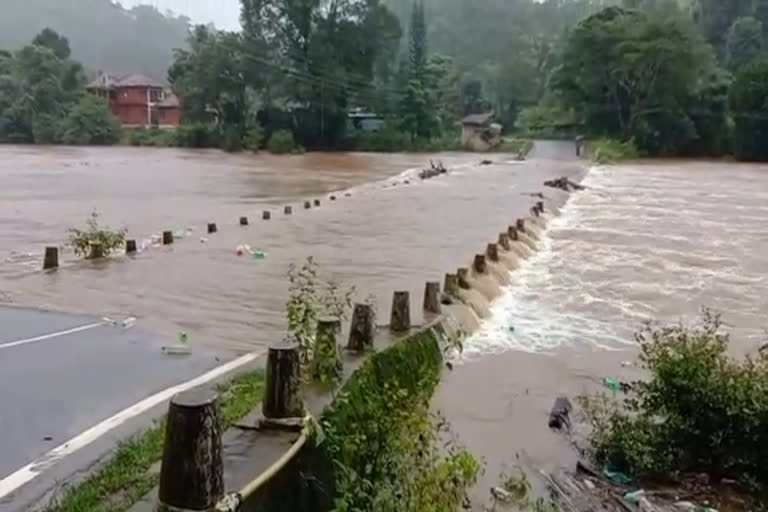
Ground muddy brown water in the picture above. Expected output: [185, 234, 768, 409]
[2, 145, 766, 506]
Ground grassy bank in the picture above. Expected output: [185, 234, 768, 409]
[45, 370, 265, 512]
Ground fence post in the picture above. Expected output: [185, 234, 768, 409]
[508, 226, 518, 241]
[348, 303, 375, 351]
[516, 218, 525, 233]
[498, 233, 510, 250]
[240, 216, 249, 226]
[390, 291, 411, 332]
[207, 222, 218, 234]
[162, 231, 174, 245]
[262, 210, 271, 220]
[444, 273, 459, 297]
[43, 246, 58, 270]
[457, 267, 470, 289]
[284, 205, 293, 215]
[125, 239, 137, 254]
[487, 243, 499, 262]
[263, 342, 304, 421]
[474, 254, 487, 274]
[423, 281, 441, 314]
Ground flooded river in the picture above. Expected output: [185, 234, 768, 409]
[1, 144, 767, 505]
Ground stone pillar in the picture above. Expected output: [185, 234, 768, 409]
[162, 231, 174, 245]
[487, 243, 499, 262]
[262, 210, 271, 220]
[516, 218, 526, 233]
[304, 201, 311, 209]
[330, 195, 337, 201]
[43, 246, 58, 270]
[423, 281, 441, 314]
[125, 240, 137, 254]
[157, 389, 224, 512]
[263, 343, 304, 420]
[390, 291, 410, 332]
[348, 303, 375, 351]
[207, 222, 217, 234]
[240, 216, 249, 226]
[457, 267, 470, 289]
[498, 233, 510, 250]
[508, 226, 518, 241]
[474, 254, 487, 274]
[444, 273, 459, 297]
[284, 205, 292, 215]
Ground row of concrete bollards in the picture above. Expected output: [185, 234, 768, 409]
[41, 194, 344, 270]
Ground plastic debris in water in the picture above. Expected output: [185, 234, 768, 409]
[251, 250, 267, 259]
[603, 468, 632, 485]
[200, 237, 208, 244]
[603, 377, 620, 391]
[162, 345, 191, 355]
[121, 317, 136, 329]
[621, 360, 634, 367]
[624, 490, 645, 505]
[178, 331, 188, 344]
[173, 229, 187, 239]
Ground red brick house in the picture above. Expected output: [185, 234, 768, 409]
[87, 73, 181, 128]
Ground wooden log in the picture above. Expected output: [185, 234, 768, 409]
[157, 389, 224, 512]
[313, 199, 321, 207]
[348, 303, 375, 351]
[207, 222, 217, 234]
[423, 281, 441, 314]
[498, 233, 510, 250]
[313, 317, 342, 382]
[508, 226, 518, 241]
[457, 267, 470, 289]
[262, 210, 271, 220]
[474, 254, 487, 274]
[487, 243, 499, 262]
[284, 205, 292, 215]
[390, 291, 411, 332]
[516, 218, 526, 233]
[444, 273, 459, 297]
[162, 230, 174, 245]
[239, 216, 249, 226]
[263, 342, 304, 419]
[304, 201, 311, 209]
[89, 242, 104, 259]
[43, 246, 58, 270]
[125, 239, 137, 254]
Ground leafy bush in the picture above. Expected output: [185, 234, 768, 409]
[172, 123, 219, 148]
[68, 212, 127, 258]
[581, 310, 768, 498]
[218, 124, 243, 152]
[244, 124, 264, 152]
[267, 129, 298, 154]
[585, 138, 638, 163]
[58, 95, 120, 145]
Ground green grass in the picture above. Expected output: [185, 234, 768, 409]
[45, 370, 265, 512]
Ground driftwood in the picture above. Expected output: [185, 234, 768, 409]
[419, 160, 448, 180]
[544, 176, 586, 192]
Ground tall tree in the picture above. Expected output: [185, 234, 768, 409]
[730, 58, 768, 161]
[696, 0, 753, 52]
[32, 28, 71, 60]
[726, 17, 764, 70]
[408, 1, 427, 74]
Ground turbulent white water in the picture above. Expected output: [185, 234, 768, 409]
[465, 162, 768, 358]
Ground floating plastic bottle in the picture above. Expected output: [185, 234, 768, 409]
[121, 317, 136, 329]
[603, 377, 620, 391]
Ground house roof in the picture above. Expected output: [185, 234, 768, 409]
[461, 113, 493, 126]
[114, 73, 164, 88]
[86, 73, 118, 90]
[157, 94, 180, 108]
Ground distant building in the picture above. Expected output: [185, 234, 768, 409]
[460, 113, 502, 151]
[347, 108, 385, 133]
[86, 73, 181, 128]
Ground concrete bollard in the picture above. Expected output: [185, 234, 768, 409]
[162, 231, 174, 245]
[263, 342, 304, 420]
[304, 201, 311, 209]
[240, 216, 249, 226]
[516, 218, 526, 233]
[314, 199, 321, 207]
[125, 240, 137, 254]
[423, 282, 441, 314]
[498, 233, 510, 250]
[487, 243, 499, 262]
[474, 254, 487, 274]
[390, 291, 411, 332]
[444, 273, 459, 297]
[348, 303, 375, 351]
[89, 242, 104, 259]
[207, 222, 217, 234]
[330, 195, 337, 201]
[457, 267, 470, 289]
[43, 246, 59, 270]
[262, 210, 271, 220]
[508, 226, 518, 241]
[157, 389, 224, 512]
[284, 205, 292, 215]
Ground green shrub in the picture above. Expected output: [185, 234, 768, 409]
[68, 212, 127, 258]
[172, 123, 218, 148]
[585, 138, 638, 163]
[218, 125, 243, 152]
[58, 95, 120, 145]
[267, 129, 298, 154]
[581, 310, 768, 498]
[244, 124, 264, 152]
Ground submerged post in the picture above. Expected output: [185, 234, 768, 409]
[240, 216, 249, 226]
[487, 243, 499, 262]
[284, 205, 292, 215]
[516, 218, 526, 233]
[207, 222, 217, 234]
[474, 254, 487, 274]
[314, 199, 321, 207]
[457, 267, 470, 289]
[157, 389, 224, 512]
[348, 303, 375, 351]
[125, 239, 137, 254]
[304, 201, 311, 209]
[444, 273, 459, 297]
[43, 246, 59, 270]
[508, 226, 518, 241]
[423, 281, 441, 314]
[330, 195, 337, 201]
[390, 291, 411, 332]
[162, 231, 174, 245]
[537, 200, 544, 213]
[262, 210, 271, 220]
[498, 233, 510, 250]
[263, 342, 304, 420]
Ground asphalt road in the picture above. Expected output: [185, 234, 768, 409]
[0, 305, 234, 511]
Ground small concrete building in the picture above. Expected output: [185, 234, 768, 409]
[460, 113, 502, 151]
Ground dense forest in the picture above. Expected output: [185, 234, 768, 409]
[1, 0, 767, 160]
[0, 0, 190, 80]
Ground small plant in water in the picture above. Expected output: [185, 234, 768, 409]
[68, 211, 127, 258]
